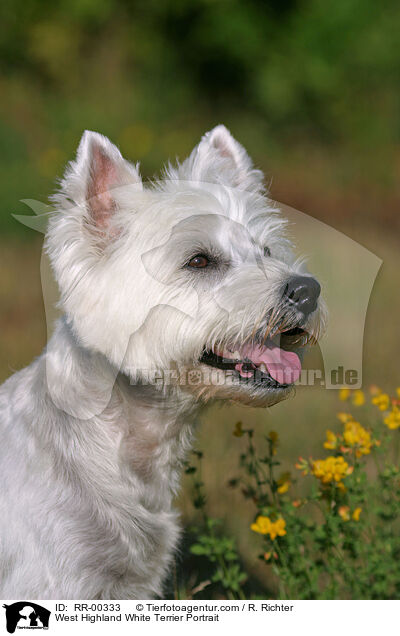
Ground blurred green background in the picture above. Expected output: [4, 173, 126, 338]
[1, 0, 399, 596]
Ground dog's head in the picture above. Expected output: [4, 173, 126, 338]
[46, 126, 327, 408]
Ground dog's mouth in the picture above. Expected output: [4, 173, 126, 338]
[199, 327, 308, 389]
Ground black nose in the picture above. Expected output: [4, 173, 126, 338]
[283, 275, 321, 317]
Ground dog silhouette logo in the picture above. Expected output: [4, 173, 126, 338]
[2, 603, 50, 633]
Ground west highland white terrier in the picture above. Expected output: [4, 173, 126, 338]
[0, 125, 326, 599]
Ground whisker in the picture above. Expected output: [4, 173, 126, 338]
[262, 306, 281, 343]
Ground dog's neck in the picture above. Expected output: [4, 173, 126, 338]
[42, 317, 202, 511]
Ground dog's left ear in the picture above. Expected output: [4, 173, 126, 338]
[57, 131, 143, 231]
[184, 125, 264, 191]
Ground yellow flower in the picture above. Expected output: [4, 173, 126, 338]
[339, 388, 350, 401]
[352, 390, 365, 406]
[372, 393, 390, 411]
[269, 518, 286, 540]
[312, 456, 349, 484]
[277, 482, 290, 494]
[343, 420, 372, 455]
[338, 505, 350, 521]
[369, 385, 381, 396]
[268, 431, 279, 455]
[250, 516, 286, 540]
[337, 412, 354, 424]
[251, 515, 270, 535]
[233, 421, 244, 437]
[384, 406, 400, 430]
[324, 430, 338, 450]
[352, 507, 362, 521]
[277, 472, 291, 494]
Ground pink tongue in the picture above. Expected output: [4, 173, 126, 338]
[237, 343, 301, 385]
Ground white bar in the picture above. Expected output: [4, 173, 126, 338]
[2, 600, 398, 635]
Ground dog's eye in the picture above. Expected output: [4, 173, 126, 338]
[187, 254, 210, 269]
[263, 246, 271, 257]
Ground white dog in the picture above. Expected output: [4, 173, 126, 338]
[0, 126, 326, 599]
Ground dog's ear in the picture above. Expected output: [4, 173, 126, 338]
[59, 131, 142, 230]
[184, 125, 264, 191]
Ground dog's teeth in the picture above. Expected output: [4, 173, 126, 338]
[259, 363, 268, 374]
[224, 349, 241, 358]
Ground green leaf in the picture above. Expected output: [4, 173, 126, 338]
[190, 544, 209, 556]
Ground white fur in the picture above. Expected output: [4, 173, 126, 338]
[0, 126, 326, 598]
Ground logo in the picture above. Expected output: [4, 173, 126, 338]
[2, 603, 50, 634]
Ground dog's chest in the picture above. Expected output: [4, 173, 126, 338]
[60, 404, 196, 597]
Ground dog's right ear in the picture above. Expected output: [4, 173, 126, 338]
[182, 125, 264, 191]
[57, 131, 142, 231]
